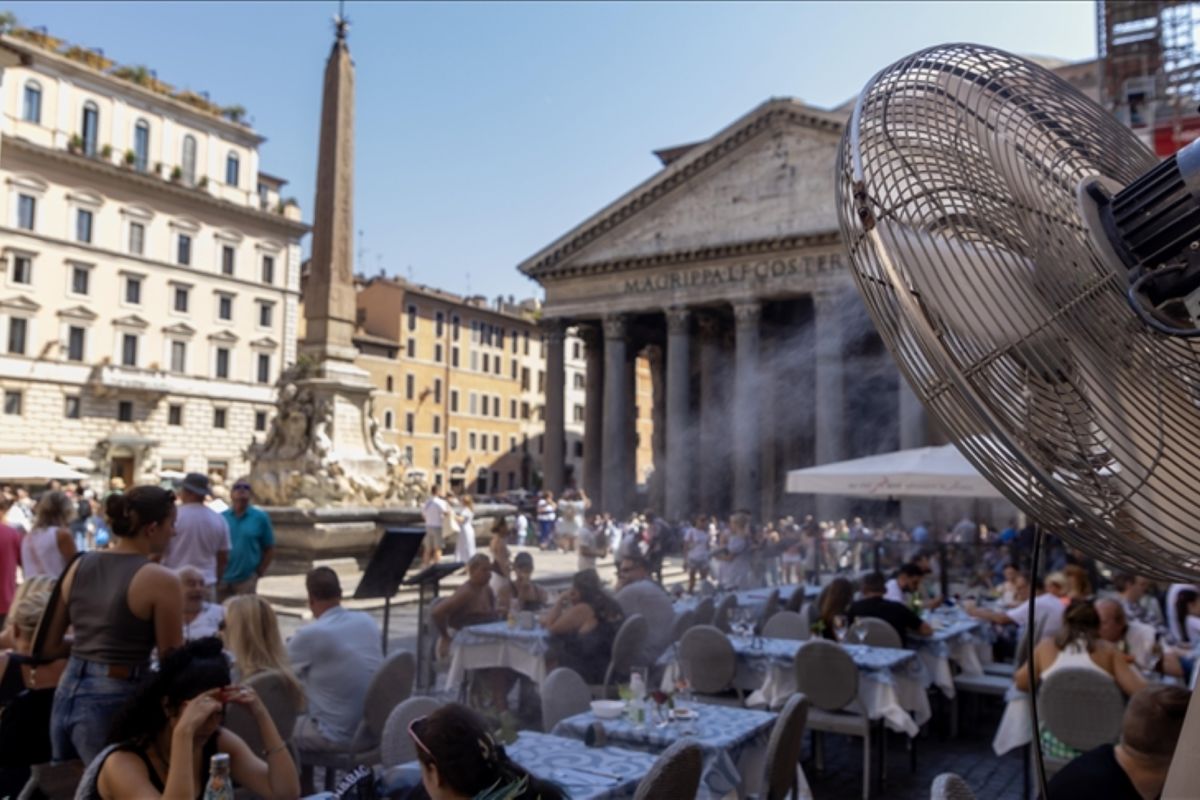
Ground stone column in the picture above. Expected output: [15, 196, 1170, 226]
[664, 307, 692, 522]
[814, 288, 848, 522]
[602, 315, 632, 516]
[580, 325, 604, 506]
[733, 301, 762, 516]
[647, 345, 666, 513]
[542, 320, 567, 496]
[898, 377, 932, 526]
[697, 314, 723, 515]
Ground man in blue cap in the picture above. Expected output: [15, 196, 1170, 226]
[218, 478, 275, 601]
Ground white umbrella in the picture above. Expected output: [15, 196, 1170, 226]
[0, 455, 87, 482]
[785, 444, 1004, 499]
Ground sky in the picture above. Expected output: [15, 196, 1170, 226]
[3, 1, 1097, 300]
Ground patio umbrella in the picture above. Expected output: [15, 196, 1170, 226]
[785, 444, 1004, 499]
[0, 455, 87, 482]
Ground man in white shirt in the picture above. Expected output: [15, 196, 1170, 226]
[968, 575, 1064, 641]
[536, 491, 557, 550]
[421, 486, 450, 568]
[884, 563, 926, 604]
[289, 567, 383, 753]
[615, 553, 675, 663]
[161, 473, 230, 601]
[178, 566, 225, 640]
[514, 512, 530, 547]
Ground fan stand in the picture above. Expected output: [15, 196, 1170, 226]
[1162, 693, 1200, 797]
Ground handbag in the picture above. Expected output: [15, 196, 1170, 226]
[443, 509, 461, 537]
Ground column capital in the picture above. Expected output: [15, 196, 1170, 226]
[643, 343, 664, 364]
[602, 314, 628, 340]
[733, 300, 762, 327]
[696, 312, 722, 336]
[665, 306, 692, 334]
[540, 318, 567, 343]
[577, 322, 602, 348]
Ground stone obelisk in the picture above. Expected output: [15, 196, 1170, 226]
[248, 16, 403, 507]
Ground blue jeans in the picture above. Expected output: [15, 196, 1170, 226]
[538, 520, 555, 547]
[51, 657, 144, 764]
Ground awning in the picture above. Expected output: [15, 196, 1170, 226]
[57, 455, 96, 472]
[785, 444, 1004, 499]
[0, 455, 86, 482]
[104, 434, 160, 448]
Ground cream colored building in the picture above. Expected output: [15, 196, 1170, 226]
[0, 31, 306, 485]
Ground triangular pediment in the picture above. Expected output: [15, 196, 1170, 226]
[162, 322, 197, 338]
[112, 314, 150, 330]
[519, 98, 846, 278]
[207, 329, 239, 343]
[250, 336, 279, 350]
[0, 294, 41, 312]
[57, 305, 99, 322]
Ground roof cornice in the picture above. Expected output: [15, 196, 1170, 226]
[3, 136, 310, 236]
[517, 97, 845, 280]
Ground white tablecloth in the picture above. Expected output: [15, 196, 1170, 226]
[911, 617, 989, 698]
[446, 621, 549, 690]
[993, 688, 1032, 756]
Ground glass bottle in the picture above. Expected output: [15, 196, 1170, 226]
[202, 753, 234, 800]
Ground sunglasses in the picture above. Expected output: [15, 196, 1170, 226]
[408, 715, 434, 764]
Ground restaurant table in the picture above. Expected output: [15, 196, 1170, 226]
[377, 731, 659, 800]
[673, 583, 822, 617]
[910, 612, 990, 697]
[445, 620, 549, 691]
[553, 701, 781, 800]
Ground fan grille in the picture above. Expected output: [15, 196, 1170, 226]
[838, 43, 1200, 580]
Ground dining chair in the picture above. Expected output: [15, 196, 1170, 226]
[849, 617, 902, 649]
[380, 696, 443, 767]
[762, 610, 809, 641]
[631, 739, 704, 800]
[224, 669, 301, 754]
[712, 594, 738, 633]
[597, 613, 648, 699]
[761, 692, 810, 800]
[1038, 667, 1125, 777]
[540, 667, 592, 732]
[670, 609, 698, 645]
[930, 772, 977, 800]
[693, 596, 716, 626]
[678, 624, 739, 703]
[793, 639, 876, 800]
[757, 589, 782, 633]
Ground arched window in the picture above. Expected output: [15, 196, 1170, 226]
[181, 135, 197, 185]
[80, 101, 99, 156]
[133, 120, 150, 172]
[225, 151, 239, 187]
[22, 81, 41, 123]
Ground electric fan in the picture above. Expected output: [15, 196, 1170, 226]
[836, 43, 1200, 581]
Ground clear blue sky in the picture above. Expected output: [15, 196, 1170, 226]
[4, 1, 1096, 300]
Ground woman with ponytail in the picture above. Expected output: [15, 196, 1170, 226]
[38, 486, 184, 763]
[409, 703, 563, 800]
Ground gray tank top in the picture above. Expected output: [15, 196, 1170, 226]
[69, 552, 156, 666]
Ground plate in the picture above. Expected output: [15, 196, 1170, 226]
[671, 708, 699, 721]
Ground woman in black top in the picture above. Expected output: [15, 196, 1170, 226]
[81, 637, 298, 800]
[541, 569, 624, 684]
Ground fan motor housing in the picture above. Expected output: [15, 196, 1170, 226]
[1102, 137, 1200, 271]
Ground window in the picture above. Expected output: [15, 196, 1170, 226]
[177, 234, 192, 266]
[170, 341, 186, 373]
[261, 255, 275, 284]
[575, 441, 584, 457]
[124, 275, 142, 305]
[81, 101, 99, 157]
[385, 375, 394, 393]
[405, 413, 414, 434]
[450, 430, 458, 450]
[75, 209, 93, 243]
[128, 222, 145, 255]
[67, 326, 85, 362]
[468, 432, 477, 450]
[433, 379, 442, 404]
[434, 344, 443, 363]
[521, 368, 530, 392]
[470, 351, 478, 371]
[538, 371, 545, 393]
[432, 447, 441, 468]
[524, 330, 530, 355]
[407, 305, 417, 332]
[435, 312, 444, 337]
[3, 391, 21, 415]
[7, 318, 26, 355]
[510, 399, 517, 419]
[213, 407, 227, 429]
[221, 245, 235, 276]
[258, 302, 274, 328]
[217, 294, 233, 321]
[573, 404, 585, 423]
[451, 347, 459, 368]
[64, 396, 80, 419]
[521, 402, 530, 420]
[511, 360, 518, 380]
[254, 411, 267, 432]
[574, 373, 585, 389]
[71, 265, 89, 296]
[168, 404, 183, 426]
[181, 135, 197, 185]
[513, 331, 519, 354]
[225, 152, 239, 186]
[17, 194, 35, 231]
[494, 357, 501, 376]
[433, 416, 441, 435]
[449, 390, 459, 413]
[452, 315, 460, 341]
[215, 347, 230, 378]
[121, 333, 138, 366]
[469, 393, 477, 415]
[11, 255, 32, 285]
[405, 374, 415, 400]
[404, 446, 414, 463]
[256, 353, 270, 384]
[133, 120, 150, 171]
[117, 400, 133, 422]
[208, 459, 228, 478]
[22, 81, 41, 123]
[482, 353, 489, 373]
[573, 341, 581, 360]
[173, 285, 189, 313]
[384, 410, 394, 430]
[406, 339, 415, 358]
[161, 459, 184, 472]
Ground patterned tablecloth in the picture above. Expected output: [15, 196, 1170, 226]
[377, 731, 659, 800]
[553, 701, 778, 800]
[909, 613, 991, 697]
[445, 621, 550, 691]
[674, 583, 821, 617]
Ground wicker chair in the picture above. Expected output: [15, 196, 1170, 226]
[223, 669, 302, 754]
[757, 589, 782, 633]
[712, 594, 738, 633]
[762, 610, 810, 641]
[793, 640, 875, 800]
[670, 610, 698, 645]
[762, 693, 811, 800]
[596, 613, 648, 699]
[1038, 667, 1125, 777]
[632, 739, 704, 800]
[693, 596, 716, 627]
[930, 772, 976, 800]
[379, 696, 442, 767]
[298, 650, 416, 790]
[678, 625, 739, 702]
[849, 617, 902, 649]
[540, 667, 592, 732]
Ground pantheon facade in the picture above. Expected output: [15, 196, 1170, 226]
[519, 98, 932, 523]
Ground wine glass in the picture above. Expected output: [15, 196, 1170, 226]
[833, 614, 848, 642]
[851, 621, 868, 645]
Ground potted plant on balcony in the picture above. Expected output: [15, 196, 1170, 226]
[222, 104, 247, 124]
[153, 161, 163, 176]
[123, 149, 135, 167]
[170, 166, 182, 182]
[198, 176, 208, 189]
[67, 134, 82, 154]
[100, 144, 112, 161]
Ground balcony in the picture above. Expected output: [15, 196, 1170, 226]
[89, 363, 173, 397]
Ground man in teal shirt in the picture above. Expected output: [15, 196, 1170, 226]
[218, 479, 275, 601]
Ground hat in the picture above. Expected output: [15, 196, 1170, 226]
[109, 476, 126, 490]
[180, 472, 212, 497]
[231, 478, 252, 492]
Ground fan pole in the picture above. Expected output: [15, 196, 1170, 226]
[1027, 528, 1049, 799]
[1162, 688, 1200, 797]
